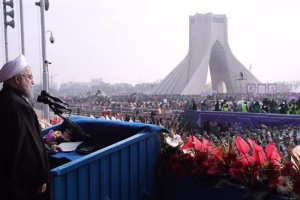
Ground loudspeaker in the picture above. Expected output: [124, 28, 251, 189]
[3, 0, 14, 8]
[5, 20, 15, 28]
[4, 10, 14, 18]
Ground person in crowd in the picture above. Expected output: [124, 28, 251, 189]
[202, 119, 210, 133]
[287, 101, 293, 114]
[223, 121, 231, 132]
[253, 101, 261, 113]
[291, 131, 299, 147]
[262, 98, 269, 107]
[222, 100, 229, 111]
[231, 101, 238, 112]
[214, 100, 220, 111]
[125, 113, 131, 121]
[296, 99, 300, 115]
[261, 101, 269, 113]
[185, 100, 192, 110]
[0, 55, 61, 200]
[292, 100, 298, 114]
[288, 99, 298, 115]
[192, 100, 197, 110]
[248, 101, 254, 112]
[279, 100, 288, 114]
[220, 99, 225, 108]
[269, 99, 277, 113]
[241, 101, 249, 112]
[201, 100, 208, 111]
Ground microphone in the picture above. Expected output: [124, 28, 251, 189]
[40, 90, 68, 105]
[37, 96, 70, 111]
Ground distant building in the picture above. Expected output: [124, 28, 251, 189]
[151, 13, 260, 95]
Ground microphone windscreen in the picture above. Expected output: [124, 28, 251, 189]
[41, 90, 48, 97]
[37, 95, 44, 103]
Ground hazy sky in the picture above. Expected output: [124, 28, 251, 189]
[1, 0, 300, 86]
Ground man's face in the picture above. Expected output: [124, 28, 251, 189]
[18, 67, 34, 99]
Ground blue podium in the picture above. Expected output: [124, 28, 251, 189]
[43, 116, 168, 200]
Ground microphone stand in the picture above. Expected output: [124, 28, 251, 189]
[49, 104, 105, 152]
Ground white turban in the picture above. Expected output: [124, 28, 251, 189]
[0, 55, 28, 83]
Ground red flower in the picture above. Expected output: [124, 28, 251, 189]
[194, 151, 209, 164]
[192, 152, 209, 174]
[281, 162, 296, 176]
[224, 151, 238, 165]
[208, 165, 224, 176]
[229, 161, 246, 180]
[293, 177, 300, 196]
[207, 162, 225, 176]
[267, 174, 280, 189]
[171, 164, 185, 178]
[203, 156, 220, 167]
[265, 162, 280, 188]
[182, 154, 195, 169]
[248, 163, 260, 185]
[169, 154, 179, 166]
[265, 162, 279, 177]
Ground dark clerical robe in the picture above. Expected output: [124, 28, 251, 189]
[0, 85, 50, 200]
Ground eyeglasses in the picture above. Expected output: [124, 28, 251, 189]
[18, 74, 34, 80]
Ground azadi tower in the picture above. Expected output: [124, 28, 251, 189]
[151, 13, 260, 95]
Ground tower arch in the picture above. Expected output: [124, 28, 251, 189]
[151, 13, 260, 95]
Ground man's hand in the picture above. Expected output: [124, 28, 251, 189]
[50, 144, 63, 154]
[35, 183, 47, 196]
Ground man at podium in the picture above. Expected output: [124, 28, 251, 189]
[0, 55, 60, 200]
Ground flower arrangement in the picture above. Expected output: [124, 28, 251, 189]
[44, 129, 72, 145]
[159, 125, 300, 200]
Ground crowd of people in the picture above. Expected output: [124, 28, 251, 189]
[186, 98, 300, 115]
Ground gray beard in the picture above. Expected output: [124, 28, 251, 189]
[23, 88, 34, 100]
[20, 81, 34, 100]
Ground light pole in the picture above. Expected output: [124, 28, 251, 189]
[35, 0, 50, 121]
[19, 0, 25, 55]
[3, 0, 15, 62]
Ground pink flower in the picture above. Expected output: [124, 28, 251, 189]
[239, 153, 253, 166]
[44, 130, 56, 143]
[211, 146, 223, 161]
[181, 135, 202, 151]
[236, 135, 250, 154]
[265, 142, 281, 165]
[202, 137, 212, 152]
[247, 138, 266, 166]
